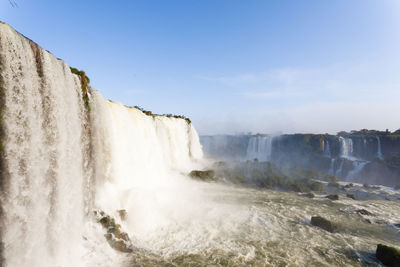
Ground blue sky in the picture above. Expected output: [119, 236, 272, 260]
[1, 0, 400, 134]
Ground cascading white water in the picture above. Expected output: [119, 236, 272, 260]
[339, 136, 353, 159]
[323, 140, 331, 157]
[90, 93, 204, 238]
[328, 158, 336, 175]
[0, 22, 90, 267]
[0, 22, 204, 266]
[246, 135, 273, 162]
[346, 161, 368, 180]
[376, 136, 383, 159]
[336, 159, 344, 176]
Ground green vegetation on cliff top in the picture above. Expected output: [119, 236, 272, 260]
[132, 105, 191, 124]
[70, 67, 90, 112]
[68, 67, 193, 124]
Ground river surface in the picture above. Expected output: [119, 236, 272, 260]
[118, 182, 400, 266]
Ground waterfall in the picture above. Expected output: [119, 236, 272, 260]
[0, 22, 204, 266]
[346, 161, 368, 180]
[376, 136, 383, 159]
[323, 140, 331, 157]
[336, 159, 344, 176]
[0, 22, 90, 266]
[328, 158, 336, 175]
[339, 137, 353, 159]
[91, 93, 203, 231]
[246, 135, 273, 162]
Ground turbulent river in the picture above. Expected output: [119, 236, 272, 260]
[0, 22, 399, 267]
[122, 183, 400, 266]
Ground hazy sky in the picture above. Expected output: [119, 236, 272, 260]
[1, 0, 400, 135]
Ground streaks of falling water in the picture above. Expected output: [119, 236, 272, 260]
[0, 23, 89, 267]
[246, 135, 273, 162]
[339, 137, 354, 159]
[376, 136, 383, 159]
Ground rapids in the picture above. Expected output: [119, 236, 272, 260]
[124, 182, 400, 266]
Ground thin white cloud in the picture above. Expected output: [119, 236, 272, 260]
[194, 64, 400, 135]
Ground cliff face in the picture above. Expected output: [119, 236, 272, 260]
[201, 131, 400, 187]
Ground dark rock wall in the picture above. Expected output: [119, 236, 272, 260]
[200, 130, 400, 186]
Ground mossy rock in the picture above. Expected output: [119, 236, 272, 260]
[376, 244, 400, 266]
[97, 212, 132, 253]
[325, 194, 339, 201]
[311, 216, 337, 233]
[111, 239, 133, 253]
[342, 184, 353, 190]
[346, 193, 355, 200]
[99, 216, 116, 228]
[189, 170, 215, 181]
[301, 192, 315, 198]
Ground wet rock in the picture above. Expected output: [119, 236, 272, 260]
[104, 233, 132, 253]
[311, 216, 337, 233]
[394, 223, 400, 228]
[394, 185, 400, 190]
[355, 209, 374, 216]
[111, 239, 133, 253]
[343, 183, 353, 189]
[301, 192, 315, 198]
[346, 193, 355, 200]
[118, 209, 127, 221]
[189, 170, 215, 181]
[376, 244, 400, 266]
[96, 211, 133, 253]
[363, 183, 380, 190]
[325, 194, 339, 201]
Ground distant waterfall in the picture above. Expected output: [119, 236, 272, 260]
[246, 135, 273, 162]
[339, 137, 353, 159]
[347, 161, 368, 180]
[376, 136, 383, 159]
[323, 140, 331, 157]
[336, 159, 344, 176]
[328, 158, 336, 175]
